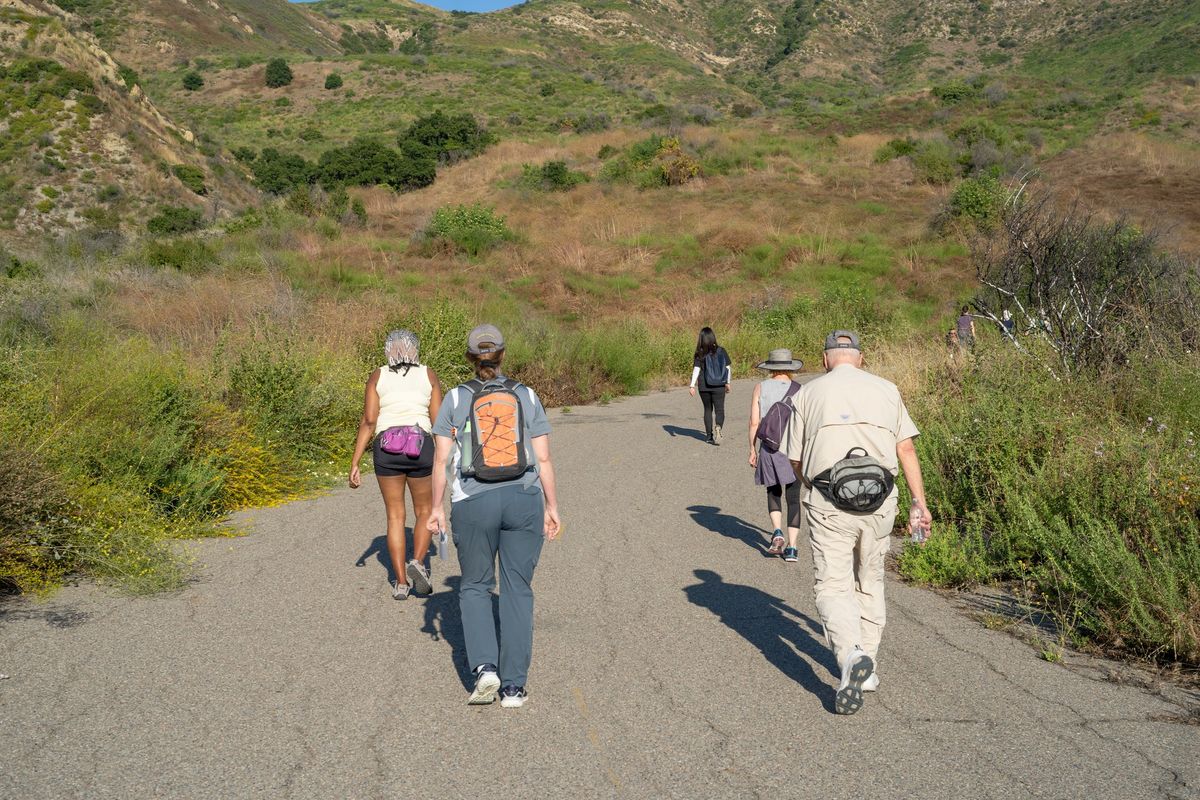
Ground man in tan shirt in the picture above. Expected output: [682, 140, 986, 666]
[782, 330, 932, 715]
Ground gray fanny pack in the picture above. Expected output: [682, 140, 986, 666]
[811, 447, 895, 514]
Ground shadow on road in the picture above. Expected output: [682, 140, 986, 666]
[684, 569, 838, 710]
[358, 527, 446, 583]
[422, 576, 472, 691]
[663, 424, 708, 442]
[687, 505, 771, 556]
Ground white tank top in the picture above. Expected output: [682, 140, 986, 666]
[375, 365, 433, 434]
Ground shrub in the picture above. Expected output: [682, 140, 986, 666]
[145, 238, 218, 274]
[912, 139, 958, 184]
[182, 71, 204, 91]
[557, 113, 610, 134]
[350, 197, 368, 227]
[117, 63, 139, 88]
[324, 72, 344, 90]
[983, 82, 1007, 105]
[251, 148, 313, 195]
[874, 137, 917, 163]
[424, 204, 516, 256]
[931, 80, 977, 105]
[539, 82, 556, 97]
[948, 175, 1007, 227]
[731, 102, 758, 118]
[146, 206, 205, 235]
[265, 58, 293, 88]
[324, 187, 350, 220]
[298, 127, 324, 142]
[171, 164, 207, 195]
[517, 160, 589, 192]
[597, 144, 619, 160]
[318, 137, 435, 191]
[399, 111, 495, 164]
[231, 146, 257, 164]
[285, 185, 319, 217]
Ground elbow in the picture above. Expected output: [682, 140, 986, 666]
[896, 438, 915, 458]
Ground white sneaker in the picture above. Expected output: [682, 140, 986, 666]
[468, 664, 501, 705]
[406, 559, 432, 596]
[835, 647, 874, 715]
[714, 424, 722, 443]
[863, 672, 880, 692]
[499, 685, 528, 708]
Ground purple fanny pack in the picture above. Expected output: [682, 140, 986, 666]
[379, 425, 425, 458]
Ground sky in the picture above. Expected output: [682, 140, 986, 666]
[291, 0, 523, 11]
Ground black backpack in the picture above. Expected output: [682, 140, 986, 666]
[811, 447, 895, 513]
[703, 349, 729, 387]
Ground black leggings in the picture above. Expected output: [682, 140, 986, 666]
[699, 390, 726, 436]
[766, 481, 802, 529]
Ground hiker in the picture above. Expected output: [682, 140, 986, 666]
[689, 326, 732, 444]
[349, 330, 443, 601]
[748, 348, 804, 561]
[781, 330, 931, 715]
[956, 305, 976, 349]
[427, 324, 561, 708]
[1001, 309, 1015, 337]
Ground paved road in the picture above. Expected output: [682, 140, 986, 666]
[2, 381, 1197, 799]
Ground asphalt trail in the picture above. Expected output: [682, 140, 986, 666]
[2, 381, 1197, 799]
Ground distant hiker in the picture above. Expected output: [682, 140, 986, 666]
[350, 330, 443, 601]
[781, 331, 931, 715]
[956, 306, 976, 349]
[1001, 309, 1015, 337]
[748, 349, 804, 561]
[427, 324, 561, 708]
[689, 326, 732, 444]
[946, 328, 960, 359]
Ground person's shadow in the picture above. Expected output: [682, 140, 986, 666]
[421, 576, 473, 691]
[355, 533, 399, 582]
[687, 505, 772, 556]
[663, 424, 708, 442]
[684, 569, 838, 711]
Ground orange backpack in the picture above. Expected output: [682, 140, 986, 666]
[461, 378, 530, 482]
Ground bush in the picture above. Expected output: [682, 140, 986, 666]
[318, 137, 435, 191]
[539, 82, 556, 97]
[983, 82, 1008, 105]
[231, 146, 257, 164]
[399, 111, 495, 165]
[731, 102, 758, 118]
[874, 137, 917, 163]
[424, 204, 516, 256]
[182, 71, 204, 91]
[350, 197, 368, 227]
[948, 175, 1007, 227]
[146, 206, 205, 235]
[931, 80, 978, 105]
[117, 64, 139, 89]
[145, 238, 218, 274]
[324, 72, 344, 90]
[517, 160, 589, 192]
[251, 148, 313, 195]
[171, 164, 207, 195]
[265, 58, 293, 88]
[912, 139, 958, 184]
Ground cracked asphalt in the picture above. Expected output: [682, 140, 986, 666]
[2, 381, 1198, 799]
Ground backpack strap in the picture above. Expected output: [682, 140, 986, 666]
[784, 380, 802, 400]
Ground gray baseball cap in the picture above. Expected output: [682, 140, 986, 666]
[823, 330, 861, 351]
[467, 323, 505, 355]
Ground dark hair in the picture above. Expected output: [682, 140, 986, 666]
[694, 327, 717, 360]
[961, 305, 970, 315]
[468, 349, 505, 382]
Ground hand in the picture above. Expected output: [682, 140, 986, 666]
[748, 450, 758, 468]
[427, 508, 447, 536]
[349, 465, 362, 489]
[688, 386, 696, 397]
[544, 505, 561, 540]
[725, 384, 731, 394]
[919, 503, 933, 529]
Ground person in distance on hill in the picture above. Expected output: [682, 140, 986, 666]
[956, 305, 976, 350]
[350, 330, 444, 601]
[781, 331, 931, 715]
[688, 326, 732, 445]
[748, 348, 805, 561]
[427, 324, 562, 709]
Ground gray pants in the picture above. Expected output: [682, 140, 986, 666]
[451, 484, 545, 688]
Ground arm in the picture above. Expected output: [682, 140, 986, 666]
[426, 433, 454, 535]
[531, 435, 561, 540]
[426, 367, 443, 425]
[350, 370, 381, 488]
[747, 384, 761, 467]
[724, 356, 732, 393]
[689, 365, 700, 396]
[897, 437, 932, 528]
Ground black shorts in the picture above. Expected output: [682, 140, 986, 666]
[372, 431, 434, 478]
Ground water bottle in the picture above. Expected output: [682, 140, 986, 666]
[909, 502, 927, 544]
[438, 528, 448, 561]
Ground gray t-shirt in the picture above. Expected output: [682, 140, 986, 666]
[431, 376, 552, 503]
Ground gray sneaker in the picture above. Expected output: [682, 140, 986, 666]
[406, 559, 432, 596]
[835, 647, 874, 715]
[391, 580, 410, 601]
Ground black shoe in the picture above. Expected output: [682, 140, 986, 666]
[706, 434, 716, 445]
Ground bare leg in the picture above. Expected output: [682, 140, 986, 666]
[769, 510, 783, 531]
[408, 475, 434, 564]
[377, 474, 409, 583]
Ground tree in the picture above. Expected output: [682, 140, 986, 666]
[399, 111, 494, 165]
[324, 72, 343, 90]
[317, 138, 435, 191]
[146, 206, 205, 235]
[182, 71, 204, 91]
[265, 58, 293, 89]
[251, 148, 313, 194]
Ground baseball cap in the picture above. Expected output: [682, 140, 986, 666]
[823, 330, 861, 351]
[467, 324, 505, 355]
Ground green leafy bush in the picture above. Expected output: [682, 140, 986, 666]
[874, 137, 917, 163]
[171, 164, 207, 195]
[251, 148, 313, 195]
[324, 72, 343, 90]
[145, 238, 217, 274]
[146, 206, 205, 235]
[517, 160, 589, 192]
[317, 137, 435, 191]
[424, 204, 516, 256]
[399, 111, 494, 165]
[931, 80, 978, 105]
[911, 139, 958, 184]
[182, 71, 204, 91]
[948, 176, 1007, 226]
[265, 58, 293, 88]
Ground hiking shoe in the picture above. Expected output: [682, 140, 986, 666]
[706, 433, 716, 445]
[468, 664, 501, 705]
[863, 672, 880, 692]
[391, 580, 410, 601]
[499, 685, 528, 709]
[767, 531, 786, 555]
[714, 425, 723, 443]
[406, 559, 432, 596]
[835, 647, 874, 715]
[783, 546, 799, 562]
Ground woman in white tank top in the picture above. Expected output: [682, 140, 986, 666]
[350, 330, 443, 601]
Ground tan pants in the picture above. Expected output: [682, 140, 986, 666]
[804, 501, 896, 668]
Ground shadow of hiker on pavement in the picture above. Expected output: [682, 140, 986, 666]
[421, 576, 472, 691]
[355, 529, 427, 583]
[663, 424, 709, 442]
[687, 505, 772, 556]
[684, 569, 839, 711]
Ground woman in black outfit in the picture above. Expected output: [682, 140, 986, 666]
[688, 326, 731, 444]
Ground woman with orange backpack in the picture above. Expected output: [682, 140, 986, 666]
[427, 324, 562, 708]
